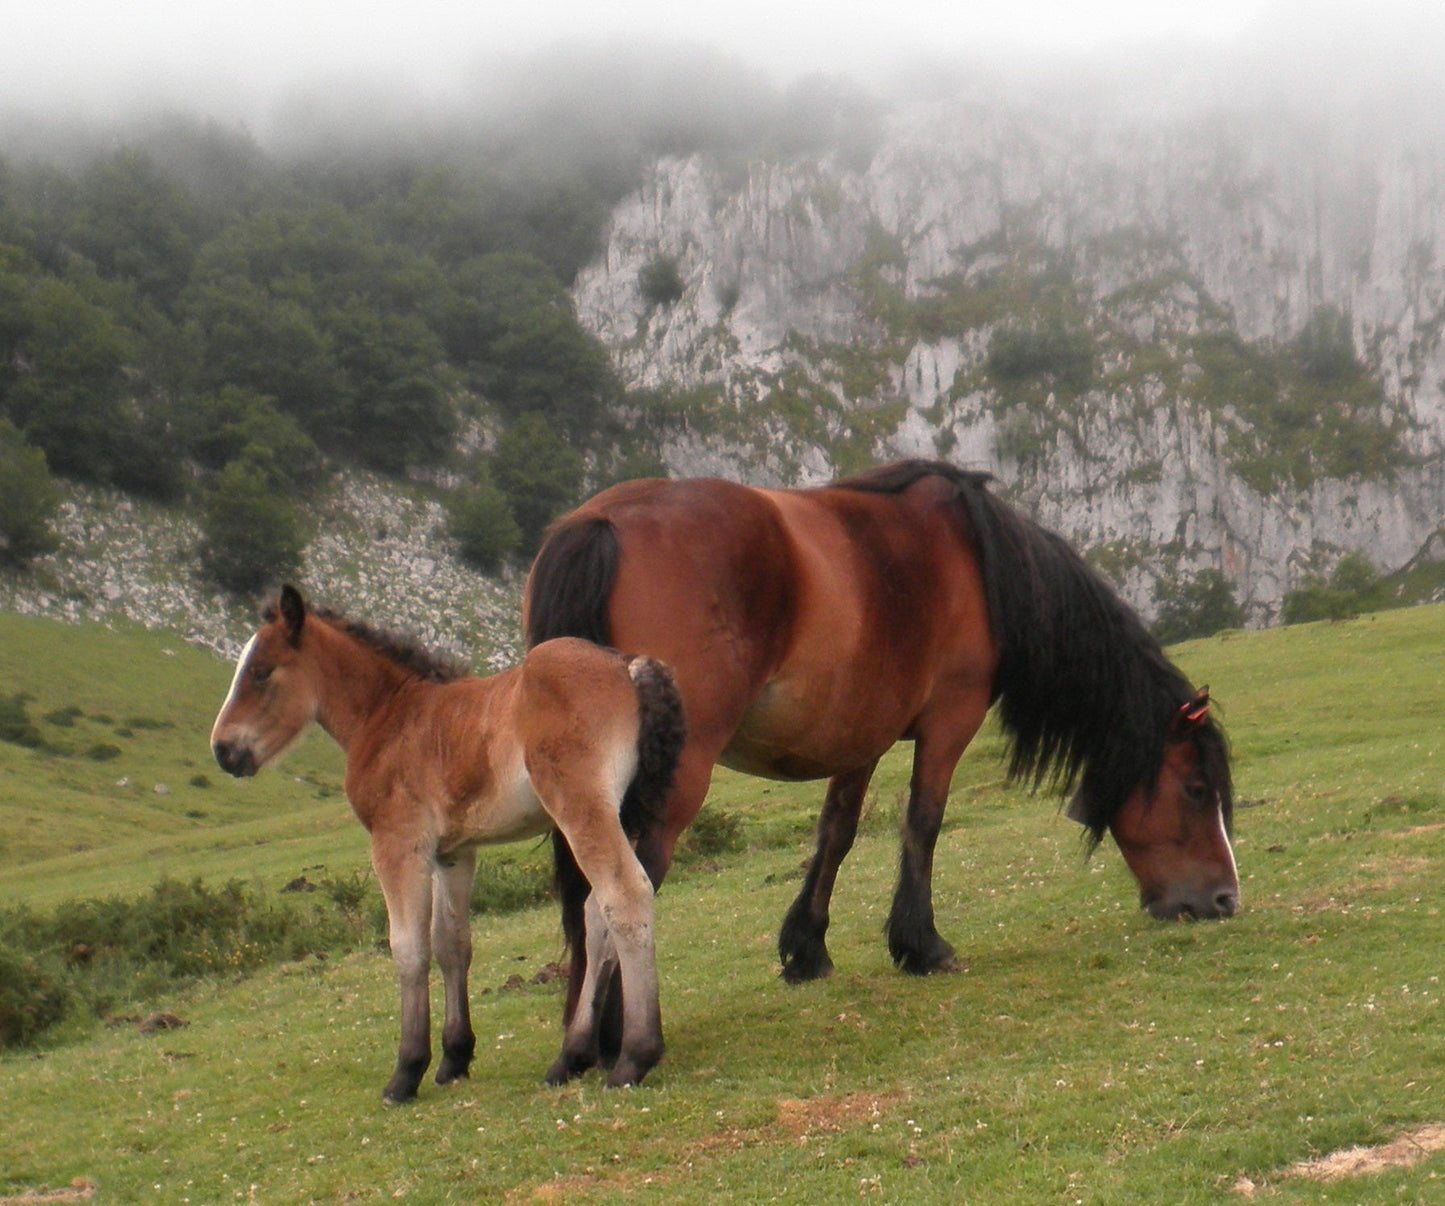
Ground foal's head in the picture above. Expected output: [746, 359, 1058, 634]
[211, 584, 318, 778]
[1075, 690, 1238, 921]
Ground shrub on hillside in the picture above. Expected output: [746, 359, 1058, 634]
[0, 694, 44, 749]
[445, 475, 522, 573]
[198, 459, 306, 595]
[490, 414, 584, 553]
[638, 255, 686, 308]
[1152, 568, 1246, 644]
[1281, 552, 1381, 625]
[0, 949, 73, 1048]
[0, 420, 61, 567]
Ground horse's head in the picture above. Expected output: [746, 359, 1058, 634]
[211, 584, 317, 778]
[1071, 689, 1238, 921]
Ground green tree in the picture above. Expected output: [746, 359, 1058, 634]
[1152, 568, 1246, 644]
[179, 386, 323, 493]
[198, 459, 306, 596]
[445, 472, 522, 573]
[68, 149, 207, 312]
[0, 420, 61, 566]
[442, 253, 620, 437]
[490, 414, 584, 553]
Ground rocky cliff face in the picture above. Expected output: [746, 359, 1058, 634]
[573, 81, 1445, 620]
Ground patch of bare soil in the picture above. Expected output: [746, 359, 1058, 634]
[508, 1089, 912, 1201]
[775, 1090, 910, 1139]
[0, 1181, 97, 1205]
[1236, 1123, 1445, 1193]
[1289, 1124, 1445, 1182]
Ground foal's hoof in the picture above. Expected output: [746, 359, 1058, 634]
[545, 1051, 596, 1086]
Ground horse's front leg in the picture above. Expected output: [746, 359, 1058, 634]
[779, 761, 877, 983]
[887, 704, 987, 975]
[372, 833, 435, 1103]
[432, 848, 478, 1086]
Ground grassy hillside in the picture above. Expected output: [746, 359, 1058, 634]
[2, 606, 1444, 1201]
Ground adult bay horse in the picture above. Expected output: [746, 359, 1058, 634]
[526, 459, 1236, 1005]
[210, 585, 685, 1101]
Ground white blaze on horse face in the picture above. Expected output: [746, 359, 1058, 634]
[211, 634, 257, 745]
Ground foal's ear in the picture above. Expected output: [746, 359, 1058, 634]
[279, 583, 306, 646]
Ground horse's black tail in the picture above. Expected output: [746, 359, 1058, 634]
[525, 515, 620, 648]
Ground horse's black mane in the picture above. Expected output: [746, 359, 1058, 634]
[834, 460, 1232, 843]
[263, 597, 469, 684]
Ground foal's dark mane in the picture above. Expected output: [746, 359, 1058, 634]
[835, 460, 1232, 842]
[263, 597, 469, 684]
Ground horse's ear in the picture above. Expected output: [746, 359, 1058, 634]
[279, 584, 306, 646]
[1172, 687, 1211, 734]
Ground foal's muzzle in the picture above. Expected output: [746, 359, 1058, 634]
[213, 740, 258, 778]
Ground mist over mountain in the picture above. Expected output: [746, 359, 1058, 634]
[5, 8, 1445, 640]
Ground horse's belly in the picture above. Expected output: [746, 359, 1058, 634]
[721, 685, 892, 782]
[455, 777, 554, 846]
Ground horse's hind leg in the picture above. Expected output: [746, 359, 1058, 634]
[372, 834, 435, 1103]
[778, 762, 877, 983]
[432, 848, 478, 1086]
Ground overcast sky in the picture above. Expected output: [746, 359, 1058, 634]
[3, 0, 1440, 127]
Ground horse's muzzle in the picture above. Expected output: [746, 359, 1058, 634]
[1146, 888, 1239, 922]
[213, 740, 257, 778]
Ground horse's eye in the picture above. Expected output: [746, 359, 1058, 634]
[252, 665, 273, 685]
[1184, 779, 1211, 806]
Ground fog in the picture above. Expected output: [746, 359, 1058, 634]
[4, 0, 1445, 154]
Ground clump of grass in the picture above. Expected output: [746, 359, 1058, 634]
[84, 744, 121, 762]
[41, 705, 83, 728]
[471, 858, 553, 915]
[0, 694, 44, 749]
[0, 878, 375, 1050]
[677, 806, 746, 863]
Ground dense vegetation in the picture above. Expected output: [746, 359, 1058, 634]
[0, 68, 883, 586]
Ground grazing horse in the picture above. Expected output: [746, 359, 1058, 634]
[526, 460, 1236, 1015]
[209, 585, 684, 1101]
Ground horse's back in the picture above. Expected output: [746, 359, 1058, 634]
[546, 470, 997, 780]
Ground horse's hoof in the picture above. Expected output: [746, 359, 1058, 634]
[895, 944, 964, 976]
[435, 1067, 471, 1087]
[779, 952, 834, 984]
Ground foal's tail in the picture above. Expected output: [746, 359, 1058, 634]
[620, 656, 687, 841]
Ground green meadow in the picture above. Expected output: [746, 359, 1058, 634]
[1, 606, 1444, 1203]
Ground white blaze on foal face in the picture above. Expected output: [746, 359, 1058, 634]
[210, 635, 257, 747]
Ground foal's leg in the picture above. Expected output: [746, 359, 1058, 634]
[372, 834, 435, 1103]
[580, 746, 716, 1068]
[432, 848, 478, 1086]
[887, 703, 987, 975]
[547, 800, 664, 1087]
[546, 893, 616, 1085]
[778, 761, 878, 983]
[584, 849, 663, 1088]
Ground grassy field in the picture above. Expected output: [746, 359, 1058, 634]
[1, 607, 1444, 1202]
